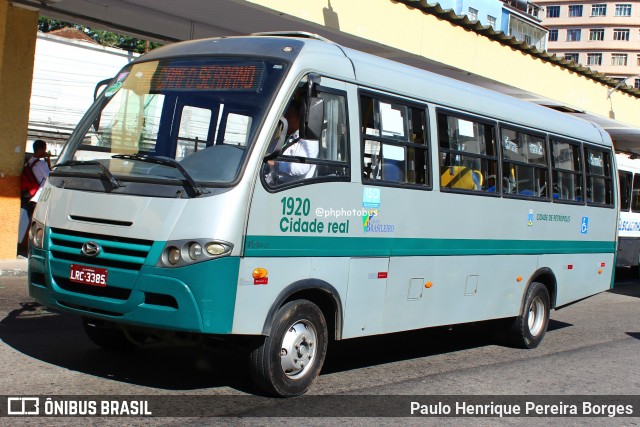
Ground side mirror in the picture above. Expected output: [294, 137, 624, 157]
[263, 117, 289, 161]
[300, 96, 324, 140]
[92, 78, 112, 132]
[94, 78, 112, 100]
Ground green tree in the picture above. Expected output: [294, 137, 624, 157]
[37, 17, 71, 33]
[37, 17, 160, 53]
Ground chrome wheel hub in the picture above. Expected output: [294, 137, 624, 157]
[527, 296, 545, 337]
[280, 319, 317, 379]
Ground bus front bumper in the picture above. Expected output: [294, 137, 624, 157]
[28, 249, 240, 334]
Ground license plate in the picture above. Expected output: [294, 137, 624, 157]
[69, 264, 108, 287]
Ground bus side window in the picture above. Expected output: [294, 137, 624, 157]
[619, 171, 632, 211]
[500, 127, 548, 199]
[437, 112, 497, 193]
[265, 84, 350, 188]
[315, 92, 349, 178]
[551, 140, 583, 203]
[631, 173, 640, 212]
[585, 147, 613, 206]
[360, 93, 429, 186]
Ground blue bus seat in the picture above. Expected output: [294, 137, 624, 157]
[383, 159, 404, 182]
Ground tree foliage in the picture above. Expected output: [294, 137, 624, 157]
[38, 17, 161, 53]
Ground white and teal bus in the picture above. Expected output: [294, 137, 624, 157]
[28, 33, 618, 396]
[616, 152, 640, 270]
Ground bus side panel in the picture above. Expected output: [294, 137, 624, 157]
[341, 257, 390, 338]
[231, 257, 350, 335]
[381, 255, 530, 333]
[617, 237, 640, 268]
[541, 253, 615, 307]
[617, 206, 640, 268]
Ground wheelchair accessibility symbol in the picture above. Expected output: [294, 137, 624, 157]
[581, 217, 589, 234]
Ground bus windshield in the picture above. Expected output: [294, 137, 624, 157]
[56, 57, 287, 187]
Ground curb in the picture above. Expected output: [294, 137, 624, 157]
[0, 269, 28, 277]
[0, 259, 29, 278]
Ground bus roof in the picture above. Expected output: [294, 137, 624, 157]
[616, 152, 640, 172]
[135, 34, 610, 147]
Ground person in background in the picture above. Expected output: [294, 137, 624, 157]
[29, 139, 52, 192]
[18, 139, 52, 255]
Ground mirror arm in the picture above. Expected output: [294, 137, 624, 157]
[307, 73, 321, 98]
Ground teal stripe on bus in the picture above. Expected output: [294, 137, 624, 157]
[244, 235, 616, 257]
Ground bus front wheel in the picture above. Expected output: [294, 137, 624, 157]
[507, 282, 550, 349]
[249, 300, 328, 397]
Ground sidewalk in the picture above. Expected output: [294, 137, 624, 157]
[0, 257, 28, 277]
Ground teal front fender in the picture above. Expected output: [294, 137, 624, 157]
[138, 257, 240, 334]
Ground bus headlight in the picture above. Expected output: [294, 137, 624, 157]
[30, 220, 45, 249]
[188, 243, 202, 260]
[167, 247, 181, 265]
[159, 239, 232, 268]
[205, 242, 226, 256]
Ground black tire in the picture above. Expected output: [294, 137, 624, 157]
[507, 282, 550, 349]
[82, 317, 141, 352]
[249, 300, 328, 397]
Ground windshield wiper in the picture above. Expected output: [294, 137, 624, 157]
[54, 160, 125, 190]
[112, 154, 210, 197]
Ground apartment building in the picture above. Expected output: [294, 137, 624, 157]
[437, 0, 504, 28]
[537, 1, 640, 87]
[501, 0, 548, 51]
[437, 0, 548, 50]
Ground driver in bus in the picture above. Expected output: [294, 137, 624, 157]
[266, 99, 319, 184]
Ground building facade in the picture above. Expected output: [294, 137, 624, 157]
[437, 0, 505, 29]
[538, 1, 640, 86]
[29, 30, 137, 154]
[437, 0, 547, 50]
[501, 0, 548, 51]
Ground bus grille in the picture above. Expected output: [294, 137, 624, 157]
[49, 228, 153, 271]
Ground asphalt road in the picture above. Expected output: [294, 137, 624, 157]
[0, 270, 639, 425]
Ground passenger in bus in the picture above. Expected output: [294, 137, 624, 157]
[485, 175, 497, 192]
[267, 99, 319, 184]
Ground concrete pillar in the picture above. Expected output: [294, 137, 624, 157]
[0, 0, 38, 259]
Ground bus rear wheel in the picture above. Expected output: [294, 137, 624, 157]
[249, 300, 328, 397]
[82, 317, 142, 352]
[507, 282, 550, 349]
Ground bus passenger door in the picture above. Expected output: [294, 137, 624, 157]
[240, 76, 355, 335]
[342, 257, 389, 338]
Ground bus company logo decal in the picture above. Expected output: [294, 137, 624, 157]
[362, 210, 395, 233]
[619, 219, 640, 232]
[528, 210, 534, 227]
[81, 241, 102, 257]
[536, 214, 572, 223]
[363, 209, 377, 227]
[246, 240, 269, 249]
